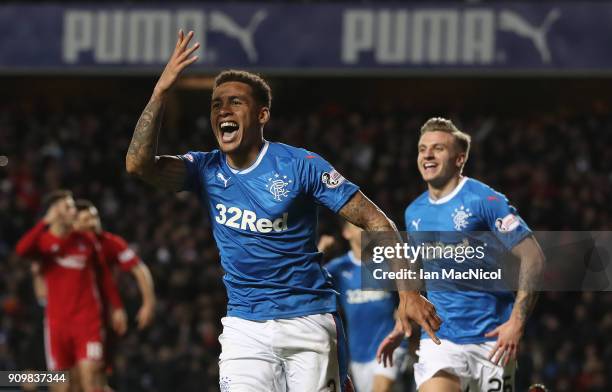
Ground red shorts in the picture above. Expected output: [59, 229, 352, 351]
[44, 317, 105, 370]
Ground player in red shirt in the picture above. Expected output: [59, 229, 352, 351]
[30, 198, 156, 391]
[73, 199, 156, 331]
[15, 190, 126, 392]
[73, 199, 156, 390]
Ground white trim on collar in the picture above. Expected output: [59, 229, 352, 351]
[227, 140, 269, 175]
[348, 251, 361, 266]
[428, 176, 469, 205]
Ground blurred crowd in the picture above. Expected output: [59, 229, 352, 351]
[0, 92, 611, 391]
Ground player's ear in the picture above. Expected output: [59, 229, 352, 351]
[455, 152, 466, 169]
[258, 106, 270, 125]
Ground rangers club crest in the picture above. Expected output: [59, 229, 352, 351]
[452, 205, 472, 231]
[268, 173, 292, 201]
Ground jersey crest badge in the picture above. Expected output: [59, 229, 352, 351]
[267, 173, 292, 201]
[452, 205, 472, 231]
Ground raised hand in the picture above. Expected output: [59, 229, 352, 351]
[154, 30, 200, 97]
[43, 204, 60, 225]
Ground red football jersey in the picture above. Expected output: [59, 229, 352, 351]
[16, 221, 123, 323]
[98, 231, 140, 272]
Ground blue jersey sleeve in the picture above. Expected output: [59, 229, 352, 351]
[324, 259, 342, 281]
[178, 151, 207, 194]
[299, 152, 359, 213]
[477, 191, 531, 250]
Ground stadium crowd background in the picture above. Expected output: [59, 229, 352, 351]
[1, 60, 612, 392]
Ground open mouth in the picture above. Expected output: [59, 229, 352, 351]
[423, 162, 438, 173]
[219, 121, 239, 143]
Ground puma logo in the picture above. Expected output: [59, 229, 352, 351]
[217, 172, 230, 188]
[210, 10, 268, 62]
[499, 8, 561, 63]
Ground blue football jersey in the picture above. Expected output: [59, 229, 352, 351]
[326, 252, 403, 363]
[179, 141, 359, 321]
[404, 177, 531, 344]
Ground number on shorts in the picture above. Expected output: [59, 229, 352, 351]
[487, 376, 512, 392]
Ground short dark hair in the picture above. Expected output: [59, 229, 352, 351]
[42, 189, 73, 212]
[214, 70, 272, 109]
[75, 199, 95, 211]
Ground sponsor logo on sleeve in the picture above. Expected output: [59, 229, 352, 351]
[118, 248, 136, 263]
[321, 169, 345, 189]
[495, 213, 520, 233]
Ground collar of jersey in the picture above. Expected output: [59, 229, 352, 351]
[348, 251, 361, 266]
[428, 176, 468, 205]
[224, 140, 269, 175]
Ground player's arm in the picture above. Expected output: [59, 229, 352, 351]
[15, 221, 46, 257]
[317, 234, 336, 255]
[30, 262, 47, 305]
[125, 30, 200, 191]
[487, 235, 545, 365]
[510, 236, 545, 327]
[129, 262, 156, 330]
[15, 205, 60, 257]
[92, 239, 127, 336]
[338, 191, 442, 344]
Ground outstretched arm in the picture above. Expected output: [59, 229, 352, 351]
[338, 191, 442, 344]
[487, 235, 545, 365]
[126, 30, 200, 191]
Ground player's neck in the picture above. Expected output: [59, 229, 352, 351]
[49, 223, 71, 238]
[350, 243, 361, 262]
[226, 139, 265, 171]
[428, 174, 463, 201]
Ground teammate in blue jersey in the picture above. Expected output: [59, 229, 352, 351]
[125, 30, 441, 391]
[323, 222, 408, 392]
[377, 118, 545, 392]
